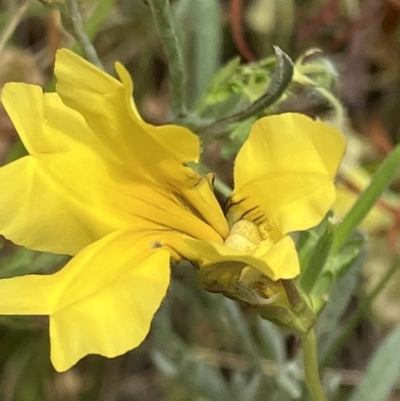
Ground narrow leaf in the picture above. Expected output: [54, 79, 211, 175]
[316, 248, 364, 363]
[348, 325, 400, 401]
[332, 144, 400, 253]
[300, 221, 333, 293]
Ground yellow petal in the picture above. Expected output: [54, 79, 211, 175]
[0, 230, 170, 372]
[229, 174, 336, 235]
[234, 114, 345, 187]
[1, 82, 226, 253]
[177, 175, 229, 240]
[0, 132, 132, 255]
[305, 117, 347, 179]
[49, 231, 170, 372]
[183, 235, 299, 280]
[54, 49, 199, 187]
[0, 157, 224, 254]
[0, 274, 57, 315]
[253, 235, 299, 279]
[1, 83, 44, 156]
[54, 49, 228, 240]
[0, 157, 101, 254]
[1, 83, 118, 161]
[0, 86, 134, 253]
[230, 113, 345, 234]
[103, 182, 226, 244]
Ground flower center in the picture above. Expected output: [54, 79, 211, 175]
[259, 220, 283, 243]
[224, 219, 263, 253]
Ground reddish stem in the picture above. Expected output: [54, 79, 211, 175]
[229, 0, 257, 62]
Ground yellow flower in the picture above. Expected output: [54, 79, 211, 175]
[0, 49, 227, 372]
[184, 114, 346, 285]
[0, 49, 345, 372]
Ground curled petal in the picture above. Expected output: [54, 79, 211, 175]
[55, 49, 200, 187]
[183, 235, 299, 281]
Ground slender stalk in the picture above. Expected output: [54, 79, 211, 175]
[315, 87, 344, 128]
[301, 329, 329, 401]
[229, 0, 256, 61]
[213, 177, 232, 200]
[147, 0, 187, 119]
[0, 0, 32, 56]
[62, 0, 104, 69]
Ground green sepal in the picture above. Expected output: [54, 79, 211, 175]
[299, 213, 334, 294]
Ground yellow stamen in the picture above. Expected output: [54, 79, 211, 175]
[224, 219, 263, 253]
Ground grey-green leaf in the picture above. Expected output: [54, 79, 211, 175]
[347, 324, 400, 401]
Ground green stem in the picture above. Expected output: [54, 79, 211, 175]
[147, 0, 187, 119]
[213, 177, 232, 200]
[301, 329, 329, 401]
[62, 0, 104, 69]
[315, 87, 344, 128]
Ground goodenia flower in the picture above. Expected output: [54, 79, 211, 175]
[0, 49, 345, 372]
